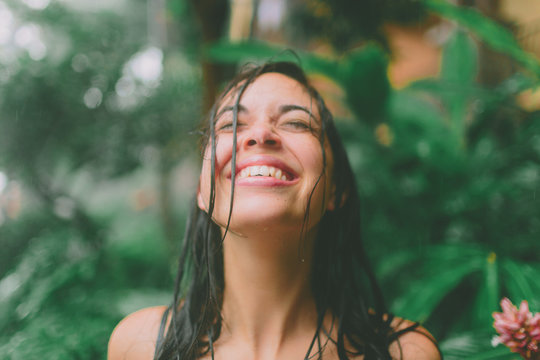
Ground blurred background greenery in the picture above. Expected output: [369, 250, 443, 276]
[0, 0, 539, 359]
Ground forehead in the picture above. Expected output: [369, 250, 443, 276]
[218, 72, 315, 111]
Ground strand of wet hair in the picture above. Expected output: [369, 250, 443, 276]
[208, 67, 265, 360]
[220, 68, 262, 244]
[297, 94, 328, 262]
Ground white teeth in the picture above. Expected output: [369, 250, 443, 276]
[236, 165, 289, 181]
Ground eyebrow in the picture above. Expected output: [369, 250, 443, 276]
[280, 104, 319, 126]
[214, 105, 247, 122]
[279, 104, 313, 117]
[214, 104, 317, 122]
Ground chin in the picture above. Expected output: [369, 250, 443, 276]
[217, 205, 303, 234]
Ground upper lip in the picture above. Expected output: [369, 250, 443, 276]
[226, 155, 298, 179]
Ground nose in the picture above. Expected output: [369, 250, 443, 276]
[242, 123, 281, 148]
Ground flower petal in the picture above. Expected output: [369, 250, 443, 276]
[518, 300, 530, 323]
[501, 298, 516, 315]
[491, 335, 502, 347]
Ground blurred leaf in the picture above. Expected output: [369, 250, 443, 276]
[115, 289, 171, 317]
[484, 252, 499, 315]
[439, 330, 515, 359]
[340, 46, 389, 122]
[495, 72, 539, 97]
[0, 306, 114, 360]
[0, 227, 95, 330]
[209, 41, 389, 122]
[406, 30, 478, 150]
[388, 88, 464, 168]
[391, 261, 475, 321]
[391, 246, 484, 321]
[441, 30, 478, 86]
[440, 30, 477, 140]
[423, 0, 540, 78]
[470, 252, 500, 328]
[206, 40, 290, 63]
[462, 350, 516, 360]
[502, 259, 540, 310]
[377, 248, 422, 279]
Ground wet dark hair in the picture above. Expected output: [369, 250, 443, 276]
[154, 62, 428, 360]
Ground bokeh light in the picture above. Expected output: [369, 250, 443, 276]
[21, 0, 50, 10]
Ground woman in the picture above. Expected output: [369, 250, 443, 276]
[108, 62, 441, 360]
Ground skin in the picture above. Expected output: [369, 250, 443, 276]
[108, 74, 441, 360]
[197, 73, 335, 235]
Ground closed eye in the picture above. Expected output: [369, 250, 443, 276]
[283, 120, 311, 130]
[217, 122, 233, 131]
[217, 121, 245, 132]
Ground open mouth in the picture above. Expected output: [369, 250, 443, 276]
[235, 165, 293, 181]
[226, 156, 299, 183]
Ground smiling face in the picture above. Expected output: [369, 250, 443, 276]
[198, 72, 335, 237]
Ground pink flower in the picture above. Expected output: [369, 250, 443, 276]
[492, 298, 540, 359]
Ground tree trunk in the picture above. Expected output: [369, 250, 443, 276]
[189, 0, 230, 111]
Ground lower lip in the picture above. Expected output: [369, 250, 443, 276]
[232, 176, 297, 187]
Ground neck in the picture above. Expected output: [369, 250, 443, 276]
[219, 228, 318, 357]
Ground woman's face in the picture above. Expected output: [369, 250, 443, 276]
[198, 73, 335, 237]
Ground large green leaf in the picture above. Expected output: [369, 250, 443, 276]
[502, 259, 540, 310]
[391, 248, 484, 321]
[340, 46, 389, 122]
[470, 252, 500, 328]
[441, 30, 478, 86]
[423, 0, 540, 78]
[439, 330, 515, 360]
[405, 29, 478, 149]
[484, 252, 500, 314]
[207, 41, 389, 122]
[206, 40, 340, 78]
[440, 30, 478, 140]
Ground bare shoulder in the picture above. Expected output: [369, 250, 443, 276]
[108, 306, 168, 360]
[389, 318, 441, 360]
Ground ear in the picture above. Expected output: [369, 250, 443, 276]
[197, 183, 207, 212]
[326, 184, 337, 212]
[326, 186, 347, 212]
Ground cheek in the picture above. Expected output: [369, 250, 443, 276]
[302, 139, 334, 210]
[202, 136, 234, 175]
[198, 137, 233, 208]
[292, 138, 326, 174]
[214, 135, 234, 171]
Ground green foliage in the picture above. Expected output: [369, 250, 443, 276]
[0, 216, 107, 359]
[208, 41, 390, 121]
[1, 0, 539, 358]
[440, 330, 515, 359]
[0, 0, 200, 358]
[208, 1, 540, 357]
[423, 0, 540, 78]
[286, 0, 426, 51]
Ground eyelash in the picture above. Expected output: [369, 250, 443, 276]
[217, 122, 232, 131]
[284, 120, 310, 129]
[216, 120, 312, 132]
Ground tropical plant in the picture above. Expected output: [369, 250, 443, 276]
[1, 0, 539, 359]
[207, 1, 540, 358]
[0, 0, 202, 358]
